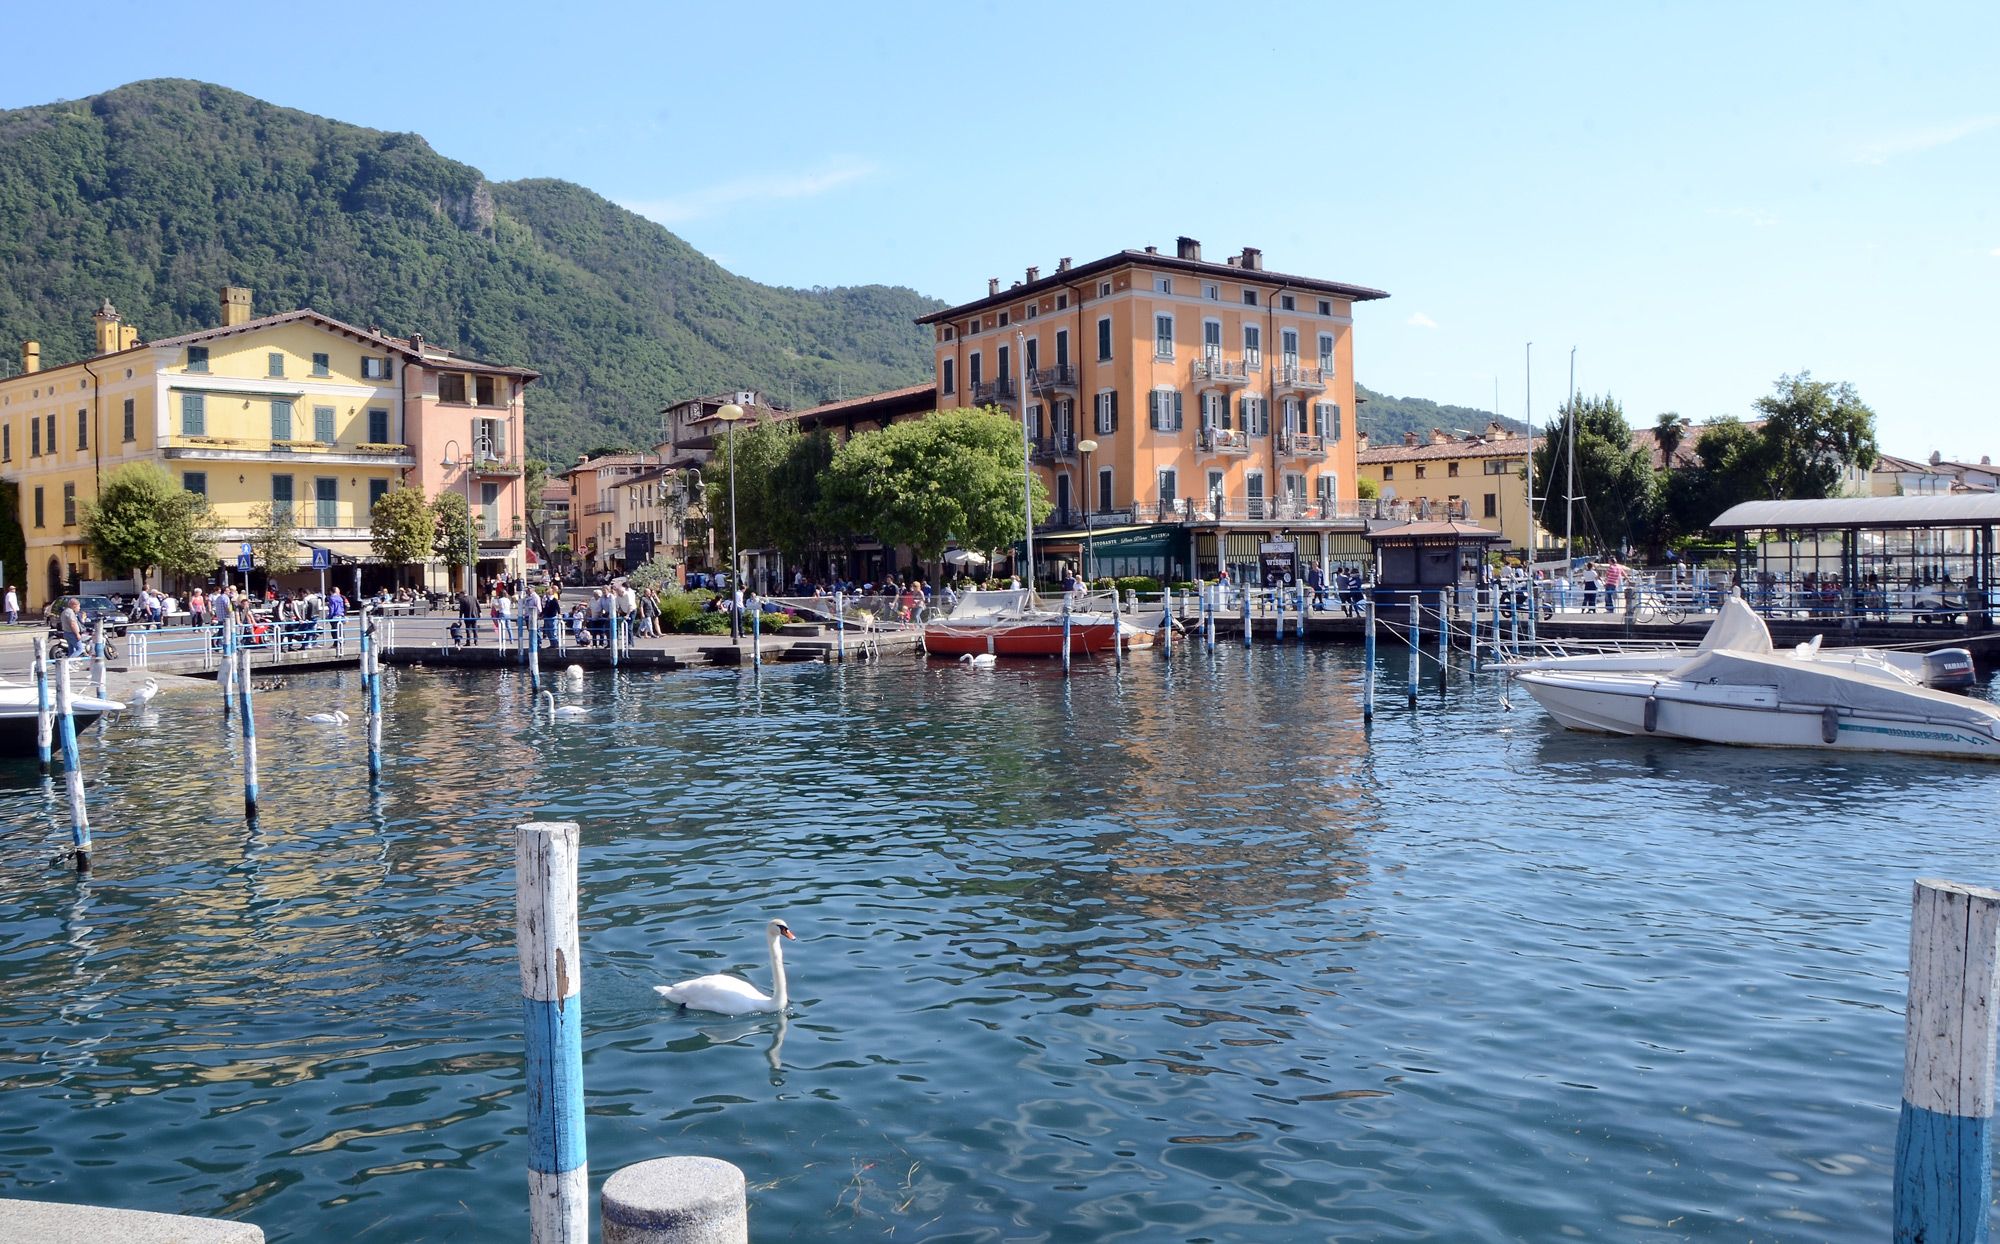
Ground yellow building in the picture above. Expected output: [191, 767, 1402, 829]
[920, 237, 1388, 582]
[1357, 424, 1547, 553]
[2, 287, 537, 608]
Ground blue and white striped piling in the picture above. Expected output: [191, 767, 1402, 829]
[33, 637, 52, 773]
[1061, 599, 1072, 675]
[1206, 584, 1216, 651]
[1299, 582, 1309, 646]
[1894, 877, 2000, 1244]
[1406, 597, 1419, 706]
[609, 610, 620, 670]
[1362, 598, 1376, 721]
[1161, 588, 1173, 658]
[237, 643, 259, 818]
[834, 591, 846, 663]
[1274, 584, 1285, 642]
[219, 618, 235, 718]
[54, 657, 90, 872]
[92, 619, 108, 701]
[515, 821, 588, 1244]
[528, 610, 542, 690]
[1467, 587, 1480, 674]
[1240, 586, 1252, 649]
[750, 599, 761, 672]
[1437, 590, 1449, 665]
[361, 620, 382, 780]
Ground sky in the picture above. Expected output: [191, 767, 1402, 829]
[4, 1, 1996, 458]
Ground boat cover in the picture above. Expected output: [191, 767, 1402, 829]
[1670, 647, 2000, 730]
[1694, 596, 1774, 654]
[949, 590, 1032, 619]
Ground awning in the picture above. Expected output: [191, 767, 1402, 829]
[1019, 523, 1187, 561]
[299, 540, 380, 565]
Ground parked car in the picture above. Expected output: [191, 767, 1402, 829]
[43, 594, 130, 638]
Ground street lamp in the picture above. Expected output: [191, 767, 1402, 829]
[1077, 438, 1099, 585]
[441, 439, 476, 598]
[714, 402, 746, 641]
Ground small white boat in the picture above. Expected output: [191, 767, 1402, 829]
[1516, 647, 2000, 760]
[0, 684, 125, 756]
[1498, 596, 1974, 689]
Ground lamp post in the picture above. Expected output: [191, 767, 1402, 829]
[441, 439, 476, 598]
[715, 402, 746, 642]
[1077, 438, 1099, 586]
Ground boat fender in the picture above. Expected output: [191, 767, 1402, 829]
[1643, 694, 1659, 733]
[1820, 705, 1839, 744]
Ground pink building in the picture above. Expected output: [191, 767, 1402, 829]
[397, 335, 540, 588]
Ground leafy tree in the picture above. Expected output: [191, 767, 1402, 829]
[1652, 413, 1687, 467]
[80, 462, 215, 581]
[1751, 372, 1879, 499]
[370, 486, 435, 579]
[705, 419, 796, 558]
[1355, 475, 1379, 500]
[247, 502, 302, 575]
[767, 429, 839, 562]
[432, 490, 477, 589]
[1531, 394, 1657, 555]
[822, 408, 1050, 570]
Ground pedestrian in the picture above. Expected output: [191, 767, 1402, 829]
[4, 583, 17, 626]
[498, 588, 517, 644]
[328, 586, 347, 652]
[458, 587, 480, 644]
[638, 587, 659, 638]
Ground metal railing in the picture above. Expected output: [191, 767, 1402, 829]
[162, 435, 413, 462]
[1191, 357, 1251, 385]
[1274, 362, 1327, 391]
[972, 377, 1018, 405]
[1279, 432, 1326, 458]
[1198, 427, 1249, 454]
[1027, 364, 1078, 391]
[1031, 432, 1077, 462]
[126, 617, 365, 672]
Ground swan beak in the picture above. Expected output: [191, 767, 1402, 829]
[779, 926, 796, 940]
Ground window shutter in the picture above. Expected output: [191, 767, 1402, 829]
[1172, 390, 1184, 431]
[1109, 391, 1117, 431]
[1329, 403, 1343, 441]
[1148, 391, 1161, 431]
[1238, 396, 1248, 428]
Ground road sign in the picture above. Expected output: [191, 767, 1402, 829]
[239, 541, 253, 558]
[309, 547, 332, 570]
[237, 553, 254, 573]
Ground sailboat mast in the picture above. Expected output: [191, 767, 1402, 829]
[1019, 329, 1034, 586]
[1524, 342, 1533, 562]
[1565, 346, 1577, 573]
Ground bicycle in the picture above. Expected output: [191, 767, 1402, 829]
[1630, 583, 1687, 625]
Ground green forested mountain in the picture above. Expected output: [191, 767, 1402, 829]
[1357, 384, 1524, 445]
[0, 79, 941, 464]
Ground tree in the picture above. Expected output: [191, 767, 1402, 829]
[247, 502, 301, 575]
[1530, 394, 1657, 555]
[1652, 413, 1687, 468]
[1356, 476, 1380, 500]
[80, 462, 215, 581]
[370, 486, 435, 580]
[432, 490, 476, 590]
[705, 419, 797, 557]
[1752, 372, 1878, 499]
[822, 408, 1050, 570]
[766, 429, 839, 563]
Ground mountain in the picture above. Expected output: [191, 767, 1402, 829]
[1357, 384, 1525, 446]
[0, 79, 941, 464]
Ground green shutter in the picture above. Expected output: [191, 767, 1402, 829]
[1148, 391, 1161, 431]
[271, 399, 292, 441]
[315, 405, 335, 442]
[181, 393, 205, 435]
[1172, 390, 1184, 431]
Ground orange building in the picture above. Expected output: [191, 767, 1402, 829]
[919, 237, 1389, 583]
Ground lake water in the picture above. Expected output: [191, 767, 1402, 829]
[1, 647, 1997, 1242]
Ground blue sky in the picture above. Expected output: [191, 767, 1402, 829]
[5, 2, 1996, 457]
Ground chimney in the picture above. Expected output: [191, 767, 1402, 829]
[411, 331, 425, 354]
[92, 299, 123, 355]
[1931, 450, 1943, 465]
[1356, 430, 1370, 451]
[1430, 427, 1451, 445]
[987, 277, 1000, 296]
[118, 325, 138, 350]
[220, 285, 253, 327]
[1176, 236, 1201, 261]
[1056, 256, 1071, 273]
[1404, 431, 1420, 446]
[1144, 245, 1158, 254]
[1487, 420, 1507, 440]
[1226, 254, 1241, 267]
[1025, 265, 1039, 282]
[576, 454, 589, 466]
[1240, 247, 1263, 271]
[21, 340, 40, 374]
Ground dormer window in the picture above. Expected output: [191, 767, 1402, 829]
[361, 356, 391, 380]
[185, 346, 209, 373]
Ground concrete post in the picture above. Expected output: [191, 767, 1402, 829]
[517, 821, 588, 1244]
[601, 1156, 748, 1244]
[1895, 878, 2000, 1244]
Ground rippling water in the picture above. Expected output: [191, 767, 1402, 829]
[1, 648, 1997, 1241]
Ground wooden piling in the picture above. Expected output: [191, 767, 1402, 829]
[361, 619, 382, 780]
[54, 657, 90, 872]
[34, 637, 52, 773]
[1239, 586, 1251, 648]
[1061, 598, 1072, 675]
[1895, 877, 2000, 1244]
[834, 591, 846, 663]
[1362, 598, 1376, 721]
[516, 821, 588, 1244]
[237, 644, 259, 818]
[1406, 596, 1419, 706]
[1162, 588, 1173, 658]
[92, 619, 108, 701]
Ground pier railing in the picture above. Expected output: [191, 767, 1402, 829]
[126, 618, 363, 672]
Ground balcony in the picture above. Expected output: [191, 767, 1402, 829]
[971, 377, 1018, 406]
[470, 456, 525, 477]
[1190, 356, 1251, 387]
[1273, 362, 1328, 393]
[162, 435, 414, 468]
[1027, 364, 1078, 394]
[1197, 427, 1250, 455]
[1030, 432, 1077, 462]
[1279, 432, 1326, 459]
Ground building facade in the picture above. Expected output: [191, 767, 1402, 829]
[1, 288, 536, 607]
[919, 237, 1388, 582]
[1357, 424, 1545, 554]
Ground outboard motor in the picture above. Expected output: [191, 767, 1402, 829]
[1921, 647, 1977, 692]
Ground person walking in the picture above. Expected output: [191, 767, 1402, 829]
[327, 586, 347, 653]
[458, 587, 480, 645]
[3, 584, 17, 626]
[498, 589, 517, 645]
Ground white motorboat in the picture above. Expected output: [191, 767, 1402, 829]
[1515, 646, 2000, 761]
[0, 681, 125, 756]
[1497, 595, 1975, 689]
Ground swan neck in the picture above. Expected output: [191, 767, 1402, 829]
[769, 928, 788, 1013]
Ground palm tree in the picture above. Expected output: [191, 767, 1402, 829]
[1654, 412, 1687, 469]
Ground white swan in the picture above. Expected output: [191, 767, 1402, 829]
[305, 709, 350, 725]
[959, 653, 997, 668]
[655, 918, 795, 1016]
[539, 690, 588, 719]
[128, 677, 160, 708]
[562, 664, 585, 682]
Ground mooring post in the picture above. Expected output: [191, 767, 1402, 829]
[1114, 591, 1128, 670]
[1274, 583, 1285, 641]
[516, 821, 588, 1244]
[750, 598, 761, 672]
[1437, 590, 1449, 665]
[834, 591, 846, 663]
[237, 643, 259, 818]
[1061, 598, 1072, 675]
[1299, 582, 1310, 646]
[1894, 877, 2000, 1244]
[1362, 598, 1376, 721]
[54, 657, 90, 872]
[1162, 588, 1173, 658]
[1467, 587, 1480, 674]
[1207, 583, 1217, 651]
[219, 616, 235, 718]
[92, 619, 108, 701]
[1527, 580, 1540, 649]
[602, 1156, 749, 1244]
[34, 637, 53, 773]
[528, 608, 542, 690]
[609, 609, 620, 670]
[362, 619, 383, 781]
[1406, 596, 1419, 706]
[1508, 581, 1520, 660]
[1240, 586, 1252, 649]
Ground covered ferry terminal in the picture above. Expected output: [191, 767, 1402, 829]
[1710, 494, 2000, 632]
